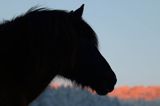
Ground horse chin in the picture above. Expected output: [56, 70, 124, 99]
[93, 85, 115, 95]
[95, 88, 113, 95]
[96, 90, 108, 95]
[74, 80, 114, 95]
[81, 85, 113, 95]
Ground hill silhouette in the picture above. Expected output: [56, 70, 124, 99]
[50, 77, 160, 101]
[50, 79, 160, 101]
[30, 85, 160, 106]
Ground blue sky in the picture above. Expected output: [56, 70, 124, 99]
[0, 0, 159, 86]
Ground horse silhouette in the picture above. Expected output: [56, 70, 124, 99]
[0, 5, 117, 106]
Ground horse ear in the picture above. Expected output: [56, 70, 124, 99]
[70, 4, 84, 18]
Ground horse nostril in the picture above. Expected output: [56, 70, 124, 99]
[96, 89, 109, 95]
[113, 74, 117, 86]
[110, 70, 117, 87]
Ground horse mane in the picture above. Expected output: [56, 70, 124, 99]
[1, 6, 98, 48]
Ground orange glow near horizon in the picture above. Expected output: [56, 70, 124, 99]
[109, 86, 160, 101]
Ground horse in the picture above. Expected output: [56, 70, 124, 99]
[0, 5, 117, 106]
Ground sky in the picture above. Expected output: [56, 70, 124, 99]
[0, 0, 159, 86]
